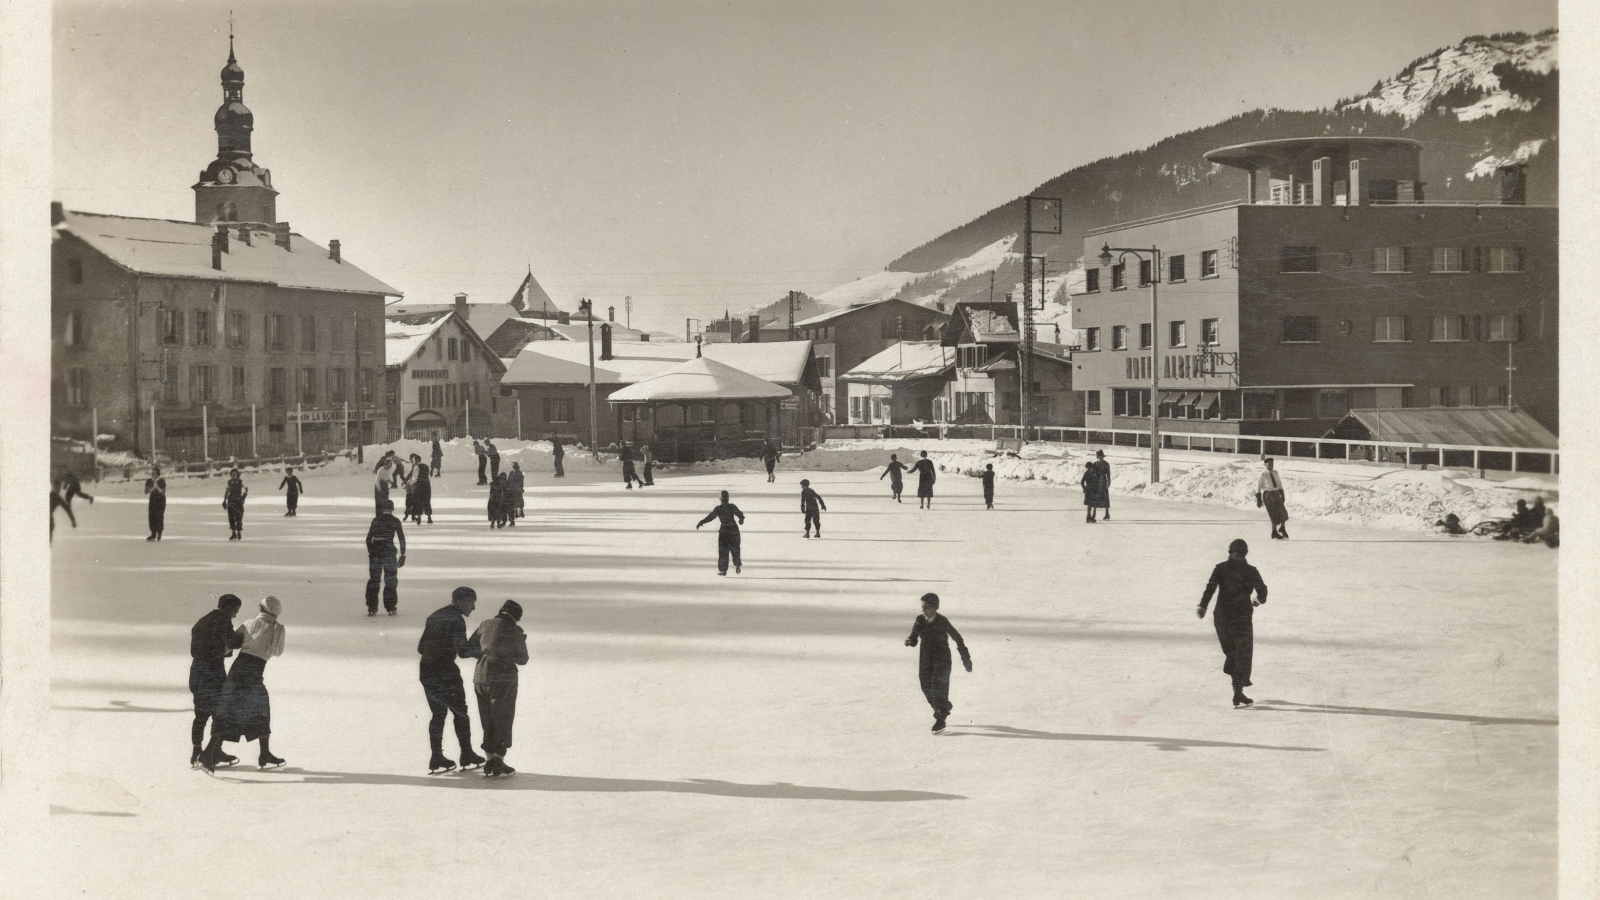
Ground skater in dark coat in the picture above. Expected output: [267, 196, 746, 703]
[640, 443, 655, 486]
[981, 464, 996, 509]
[620, 443, 643, 489]
[57, 468, 93, 524]
[696, 490, 746, 575]
[1256, 457, 1289, 540]
[430, 435, 444, 477]
[201, 595, 287, 771]
[761, 443, 778, 483]
[487, 473, 508, 528]
[222, 469, 248, 540]
[365, 499, 406, 616]
[145, 468, 168, 541]
[418, 586, 486, 773]
[486, 439, 501, 480]
[278, 468, 304, 517]
[508, 463, 525, 520]
[910, 451, 936, 509]
[189, 594, 244, 767]
[1080, 460, 1109, 523]
[800, 479, 827, 538]
[904, 593, 972, 733]
[1091, 451, 1112, 520]
[550, 436, 565, 477]
[880, 454, 906, 502]
[472, 599, 529, 777]
[1197, 538, 1269, 708]
[408, 454, 434, 524]
[474, 440, 488, 485]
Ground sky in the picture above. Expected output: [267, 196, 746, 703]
[53, 0, 1559, 334]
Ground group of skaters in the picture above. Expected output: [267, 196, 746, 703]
[878, 451, 939, 508]
[1434, 496, 1560, 547]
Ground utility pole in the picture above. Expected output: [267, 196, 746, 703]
[1507, 343, 1516, 409]
[1100, 243, 1162, 484]
[787, 291, 798, 340]
[1019, 196, 1060, 439]
[580, 299, 599, 458]
[352, 308, 364, 463]
[625, 296, 632, 330]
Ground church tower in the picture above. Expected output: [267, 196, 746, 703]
[193, 37, 279, 225]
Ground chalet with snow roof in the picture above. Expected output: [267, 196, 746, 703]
[937, 302, 1081, 426]
[384, 309, 508, 440]
[792, 297, 947, 424]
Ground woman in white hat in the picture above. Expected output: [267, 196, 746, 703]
[201, 595, 288, 771]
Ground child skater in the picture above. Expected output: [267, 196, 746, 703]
[800, 479, 827, 538]
[880, 454, 905, 502]
[904, 593, 971, 733]
[981, 464, 996, 509]
[278, 468, 304, 517]
[222, 469, 248, 540]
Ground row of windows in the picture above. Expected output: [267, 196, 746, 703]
[1280, 245, 1525, 275]
[1283, 314, 1521, 344]
[1086, 250, 1221, 292]
[1091, 386, 1513, 421]
[137, 365, 378, 408]
[416, 382, 484, 410]
[154, 310, 376, 354]
[1083, 319, 1220, 352]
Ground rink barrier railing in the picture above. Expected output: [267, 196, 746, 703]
[854, 424, 1558, 475]
[92, 449, 355, 483]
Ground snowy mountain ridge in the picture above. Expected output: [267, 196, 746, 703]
[1337, 30, 1557, 124]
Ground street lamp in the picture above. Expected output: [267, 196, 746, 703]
[1099, 242, 1162, 483]
[578, 298, 600, 459]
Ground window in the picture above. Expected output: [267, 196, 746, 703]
[1434, 386, 1456, 408]
[1200, 250, 1218, 278]
[300, 316, 317, 352]
[418, 386, 429, 408]
[1280, 246, 1319, 273]
[1431, 315, 1467, 342]
[66, 367, 89, 406]
[1169, 321, 1187, 348]
[1431, 247, 1467, 273]
[851, 396, 862, 421]
[1494, 386, 1509, 406]
[1373, 246, 1408, 273]
[434, 337, 443, 360]
[328, 368, 348, 404]
[231, 366, 246, 401]
[161, 309, 184, 345]
[67, 258, 84, 284]
[266, 314, 286, 351]
[1111, 264, 1126, 290]
[1139, 323, 1152, 350]
[1112, 388, 1150, 418]
[871, 398, 883, 421]
[446, 384, 457, 407]
[1487, 315, 1521, 342]
[1084, 327, 1100, 351]
[64, 310, 87, 348]
[1201, 318, 1219, 346]
[190, 365, 216, 404]
[191, 309, 211, 346]
[957, 345, 988, 370]
[448, 338, 459, 361]
[297, 367, 317, 404]
[226, 312, 248, 347]
[1486, 246, 1525, 273]
[1373, 316, 1409, 342]
[1085, 390, 1101, 415]
[360, 369, 374, 403]
[1169, 255, 1185, 282]
[816, 357, 832, 378]
[1138, 260, 1152, 286]
[1281, 316, 1319, 343]
[331, 317, 348, 351]
[1084, 268, 1100, 293]
[162, 357, 180, 405]
[1316, 390, 1349, 419]
[1111, 326, 1128, 351]
[463, 342, 473, 363]
[268, 368, 287, 405]
[544, 398, 574, 423]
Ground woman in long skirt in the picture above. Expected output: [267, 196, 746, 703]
[201, 595, 287, 771]
[222, 469, 248, 540]
[145, 467, 167, 541]
[508, 462, 525, 521]
[1080, 461, 1109, 523]
[410, 453, 434, 524]
[488, 473, 506, 528]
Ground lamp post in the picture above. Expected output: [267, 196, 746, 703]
[1099, 242, 1162, 483]
[579, 298, 600, 458]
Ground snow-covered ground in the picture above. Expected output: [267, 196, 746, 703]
[50, 453, 1555, 898]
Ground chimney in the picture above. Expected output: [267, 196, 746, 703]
[51, 201, 65, 226]
[747, 315, 761, 342]
[557, 311, 570, 325]
[1499, 164, 1527, 205]
[600, 323, 613, 360]
[212, 225, 229, 270]
[607, 305, 616, 322]
[272, 223, 292, 250]
[328, 239, 341, 263]
[454, 293, 468, 317]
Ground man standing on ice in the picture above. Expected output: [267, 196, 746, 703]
[981, 464, 996, 509]
[640, 442, 655, 486]
[761, 442, 779, 483]
[1256, 457, 1289, 540]
[418, 587, 487, 773]
[880, 454, 906, 502]
[278, 468, 303, 517]
[620, 442, 643, 489]
[696, 490, 746, 575]
[189, 594, 244, 767]
[1197, 538, 1269, 708]
[550, 435, 565, 477]
[365, 498, 407, 616]
[486, 438, 501, 481]
[430, 434, 444, 477]
[145, 467, 167, 541]
[1091, 450, 1112, 520]
[471, 599, 529, 777]
[904, 593, 971, 733]
[800, 479, 827, 538]
[473, 439, 488, 485]
[910, 451, 937, 509]
[222, 469, 248, 540]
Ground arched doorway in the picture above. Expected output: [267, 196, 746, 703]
[405, 410, 449, 441]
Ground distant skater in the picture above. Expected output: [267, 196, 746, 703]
[189, 594, 244, 767]
[365, 499, 407, 616]
[550, 435, 565, 477]
[640, 443, 655, 486]
[1197, 538, 1269, 708]
[1080, 460, 1108, 523]
[474, 440, 488, 485]
[1256, 458, 1289, 540]
[486, 439, 501, 480]
[910, 451, 936, 509]
[430, 434, 444, 477]
[880, 454, 906, 502]
[472, 599, 529, 777]
[278, 468, 303, 517]
[1091, 451, 1111, 520]
[508, 462, 525, 520]
[696, 490, 746, 575]
[145, 467, 168, 541]
[408, 454, 434, 524]
[762, 442, 778, 483]
[201, 595, 287, 772]
[488, 473, 511, 528]
[621, 443, 643, 489]
[222, 469, 248, 540]
[904, 593, 971, 733]
[800, 479, 826, 538]
[981, 464, 996, 509]
[58, 468, 94, 523]
[419, 587, 486, 774]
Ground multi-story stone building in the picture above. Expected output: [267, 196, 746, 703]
[50, 43, 399, 459]
[1069, 136, 1557, 439]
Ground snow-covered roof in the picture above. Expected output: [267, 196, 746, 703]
[543, 321, 654, 343]
[385, 310, 507, 372]
[794, 296, 937, 328]
[1326, 408, 1557, 449]
[502, 340, 816, 387]
[385, 300, 521, 345]
[839, 341, 954, 383]
[58, 209, 400, 296]
[608, 356, 791, 403]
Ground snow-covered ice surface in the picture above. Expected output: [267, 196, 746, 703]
[50, 451, 1555, 898]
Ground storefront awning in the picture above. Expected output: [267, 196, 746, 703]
[1159, 391, 1184, 404]
[1196, 391, 1221, 409]
[1177, 392, 1200, 406]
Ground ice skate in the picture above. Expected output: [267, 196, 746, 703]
[258, 753, 287, 769]
[483, 757, 503, 777]
[387, 608, 398, 616]
[1232, 692, 1254, 708]
[458, 751, 487, 771]
[216, 751, 239, 767]
[734, 564, 742, 574]
[428, 755, 457, 775]
[495, 762, 515, 777]
[367, 609, 378, 617]
[190, 747, 202, 768]
[932, 717, 947, 734]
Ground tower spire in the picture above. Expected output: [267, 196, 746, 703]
[192, 29, 278, 225]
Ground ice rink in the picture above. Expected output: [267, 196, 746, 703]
[48, 457, 1556, 898]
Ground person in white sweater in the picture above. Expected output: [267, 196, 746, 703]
[201, 596, 288, 772]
